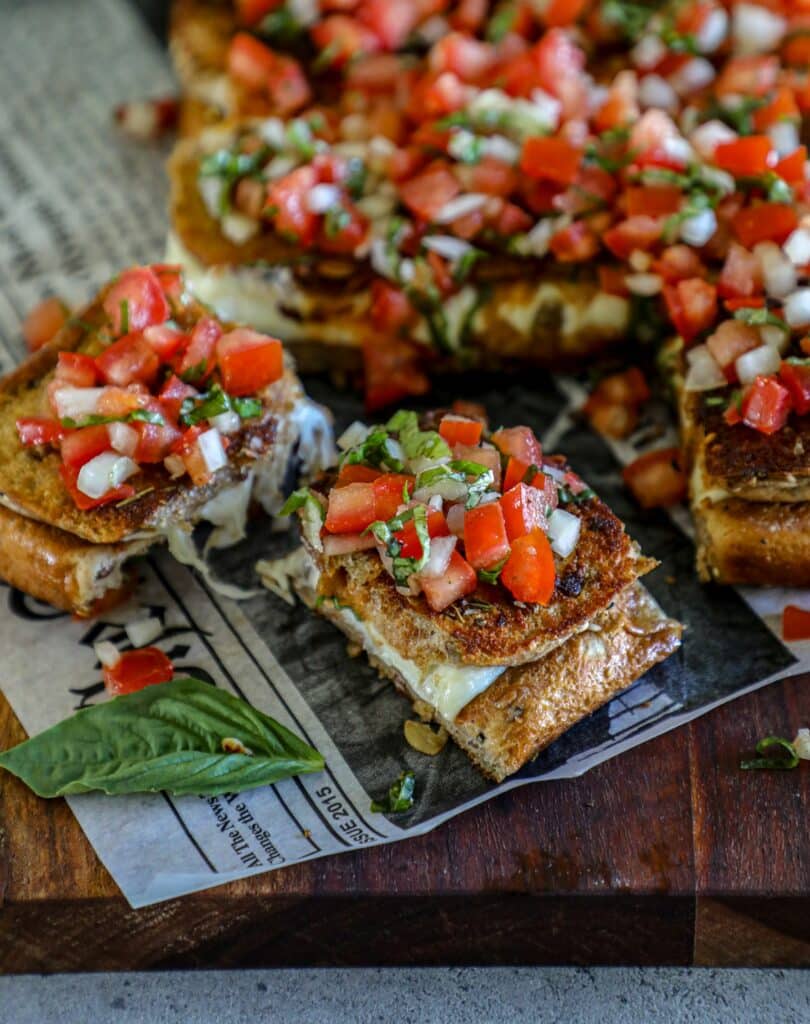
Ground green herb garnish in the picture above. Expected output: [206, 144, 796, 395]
[324, 205, 351, 238]
[367, 505, 431, 585]
[179, 383, 262, 426]
[340, 426, 406, 473]
[119, 300, 129, 335]
[280, 487, 326, 521]
[733, 307, 790, 332]
[740, 735, 799, 771]
[386, 410, 451, 462]
[478, 558, 508, 585]
[60, 408, 164, 429]
[371, 770, 416, 814]
[0, 677, 324, 798]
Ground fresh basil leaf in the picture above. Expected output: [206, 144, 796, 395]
[232, 396, 263, 419]
[453, 246, 485, 283]
[281, 487, 326, 521]
[478, 557, 507, 585]
[601, 0, 656, 40]
[387, 410, 451, 461]
[60, 409, 165, 429]
[486, 3, 517, 42]
[199, 145, 271, 214]
[0, 677, 324, 798]
[258, 4, 305, 45]
[324, 205, 350, 238]
[733, 307, 790, 332]
[344, 157, 367, 200]
[340, 426, 405, 472]
[740, 735, 799, 771]
[558, 484, 596, 505]
[367, 506, 431, 585]
[371, 770, 416, 813]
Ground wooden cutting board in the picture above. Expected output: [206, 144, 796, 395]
[1, 669, 808, 972]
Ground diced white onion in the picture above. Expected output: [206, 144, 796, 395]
[696, 7, 728, 53]
[684, 345, 726, 392]
[210, 410, 241, 434]
[697, 165, 736, 197]
[528, 89, 562, 132]
[547, 508, 581, 558]
[760, 324, 790, 354]
[661, 135, 694, 166]
[108, 421, 138, 457]
[257, 117, 286, 149]
[289, 0, 318, 26]
[784, 288, 810, 328]
[415, 14, 448, 44]
[735, 344, 781, 386]
[53, 386, 105, 421]
[669, 58, 715, 96]
[476, 491, 500, 505]
[408, 455, 449, 475]
[422, 235, 473, 261]
[94, 641, 121, 668]
[732, 3, 786, 55]
[263, 154, 298, 180]
[768, 120, 799, 158]
[370, 238, 396, 279]
[197, 428, 228, 475]
[755, 242, 797, 298]
[77, 452, 138, 499]
[125, 617, 163, 648]
[632, 33, 666, 70]
[690, 119, 736, 161]
[629, 249, 652, 272]
[446, 503, 465, 538]
[625, 273, 663, 297]
[434, 193, 488, 224]
[337, 420, 371, 451]
[416, 535, 457, 581]
[198, 176, 226, 219]
[306, 183, 341, 214]
[783, 228, 810, 267]
[164, 454, 185, 478]
[679, 208, 717, 248]
[427, 493, 443, 510]
[221, 212, 259, 245]
[482, 134, 521, 165]
[322, 532, 377, 556]
[794, 728, 810, 759]
[638, 75, 678, 113]
[523, 217, 556, 258]
[384, 437, 405, 466]
[543, 464, 566, 483]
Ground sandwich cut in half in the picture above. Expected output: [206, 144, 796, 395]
[280, 408, 682, 781]
[0, 263, 329, 615]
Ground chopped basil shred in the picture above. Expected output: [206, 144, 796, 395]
[280, 487, 326, 521]
[60, 408, 164, 429]
[340, 426, 406, 472]
[733, 307, 789, 332]
[478, 558, 507, 585]
[371, 770, 416, 814]
[367, 505, 431, 586]
[386, 410, 450, 462]
[119, 299, 129, 335]
[179, 384, 262, 426]
[740, 735, 799, 771]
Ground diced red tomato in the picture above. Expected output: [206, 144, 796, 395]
[59, 464, 135, 511]
[311, 15, 380, 68]
[103, 647, 174, 697]
[779, 360, 810, 415]
[732, 203, 798, 249]
[520, 136, 583, 186]
[22, 297, 69, 352]
[717, 243, 763, 298]
[584, 395, 638, 439]
[335, 463, 382, 487]
[150, 263, 185, 303]
[420, 550, 477, 612]
[741, 375, 792, 435]
[653, 245, 706, 283]
[143, 324, 186, 361]
[362, 336, 430, 412]
[438, 415, 482, 447]
[663, 278, 718, 342]
[598, 264, 629, 296]
[625, 186, 683, 218]
[228, 33, 280, 91]
[463, 502, 510, 571]
[370, 280, 414, 333]
[399, 164, 460, 222]
[234, 0, 280, 27]
[715, 55, 779, 98]
[325, 482, 377, 534]
[597, 367, 651, 407]
[753, 87, 800, 132]
[550, 221, 599, 262]
[157, 375, 197, 421]
[394, 508, 450, 558]
[713, 136, 774, 177]
[133, 415, 183, 464]
[95, 385, 149, 419]
[96, 333, 160, 387]
[453, 443, 502, 488]
[622, 447, 687, 509]
[429, 31, 494, 81]
[176, 317, 222, 383]
[593, 69, 639, 132]
[266, 165, 320, 246]
[216, 329, 283, 396]
[500, 529, 556, 605]
[774, 146, 807, 185]
[16, 417, 66, 447]
[603, 216, 663, 259]
[545, 0, 588, 26]
[529, 28, 587, 116]
[449, 0, 487, 32]
[491, 425, 542, 466]
[56, 352, 98, 387]
[500, 483, 549, 541]
[171, 426, 210, 487]
[457, 157, 517, 198]
[782, 604, 810, 642]
[706, 319, 760, 369]
[102, 267, 169, 337]
[60, 425, 113, 469]
[372, 472, 413, 520]
[502, 456, 531, 493]
[318, 201, 369, 255]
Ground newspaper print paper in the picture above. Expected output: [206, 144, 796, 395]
[0, 0, 807, 908]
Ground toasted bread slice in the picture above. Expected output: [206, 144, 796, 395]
[170, 0, 234, 130]
[167, 131, 630, 372]
[0, 286, 304, 545]
[290, 552, 680, 781]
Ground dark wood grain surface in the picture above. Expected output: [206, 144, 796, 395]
[2, 668, 808, 971]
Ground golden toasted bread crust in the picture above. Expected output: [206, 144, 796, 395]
[0, 504, 150, 616]
[318, 580, 681, 781]
[693, 497, 810, 586]
[0, 283, 302, 544]
[311, 492, 652, 668]
[170, 0, 232, 85]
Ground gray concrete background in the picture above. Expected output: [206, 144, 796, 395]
[1, 968, 809, 1023]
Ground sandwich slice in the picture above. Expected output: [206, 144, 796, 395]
[167, 115, 630, 402]
[278, 408, 681, 781]
[0, 263, 329, 615]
